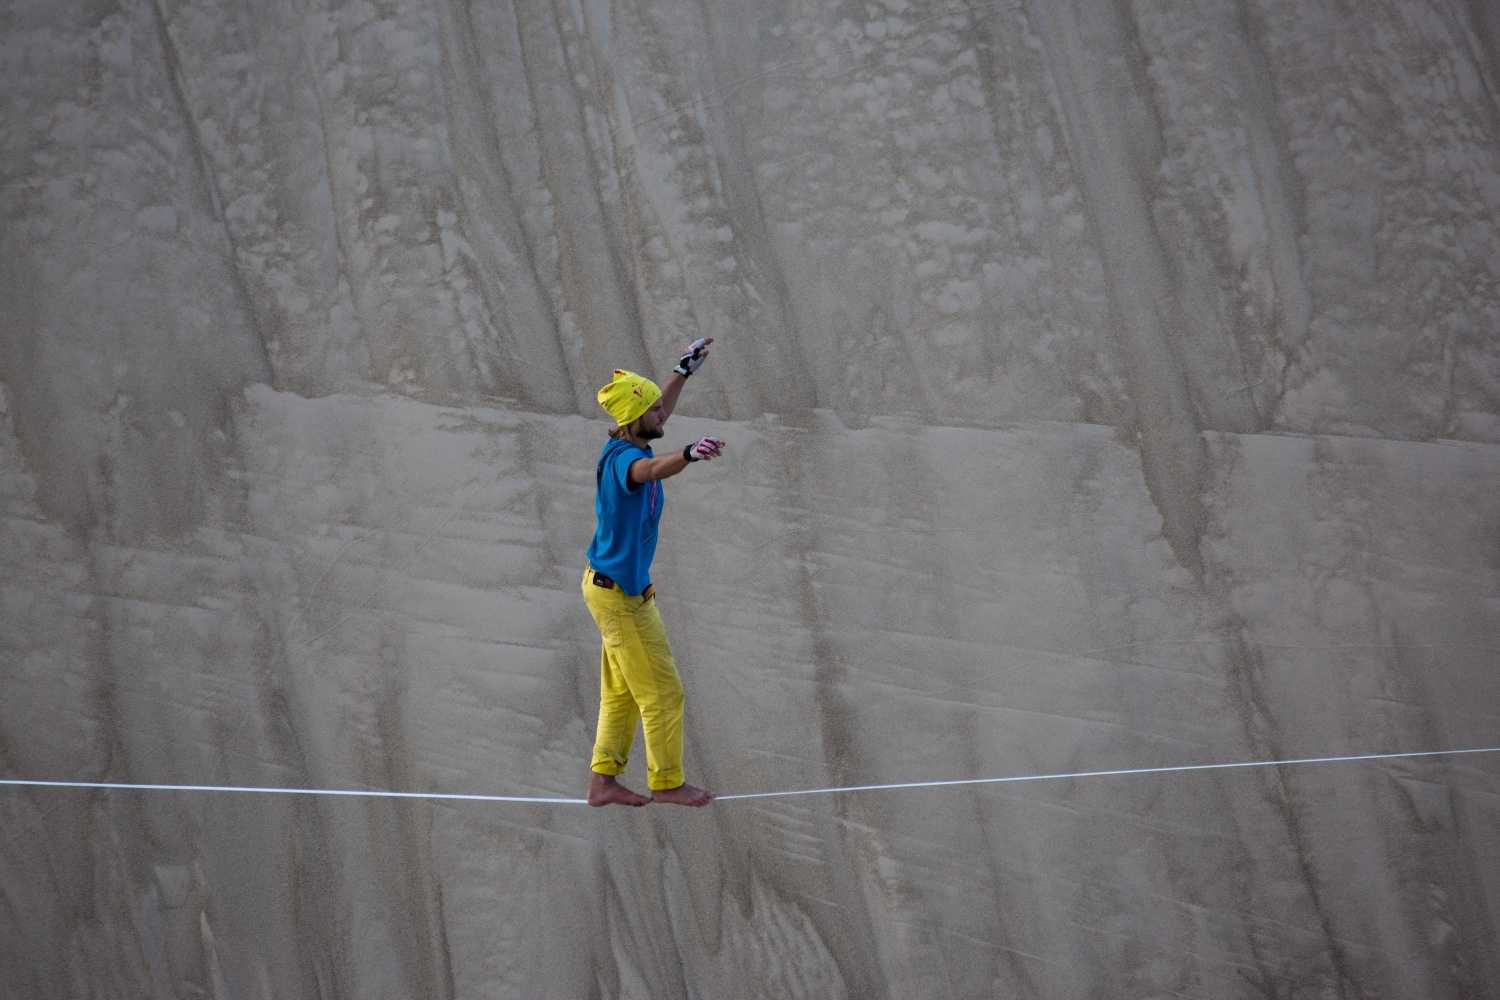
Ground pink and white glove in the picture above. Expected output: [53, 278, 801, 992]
[683, 436, 725, 462]
[673, 337, 713, 377]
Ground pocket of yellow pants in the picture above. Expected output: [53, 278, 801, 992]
[583, 579, 626, 646]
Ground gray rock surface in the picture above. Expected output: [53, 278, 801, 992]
[2, 1, 1499, 997]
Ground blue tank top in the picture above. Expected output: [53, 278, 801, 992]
[585, 438, 663, 596]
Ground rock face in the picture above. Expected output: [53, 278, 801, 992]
[2, 2, 1499, 998]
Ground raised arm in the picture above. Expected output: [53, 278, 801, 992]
[659, 337, 712, 419]
[626, 337, 721, 483]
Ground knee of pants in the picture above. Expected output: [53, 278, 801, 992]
[640, 680, 683, 721]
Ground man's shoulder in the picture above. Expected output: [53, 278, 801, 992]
[598, 438, 651, 489]
[600, 438, 651, 462]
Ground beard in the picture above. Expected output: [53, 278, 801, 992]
[639, 423, 665, 440]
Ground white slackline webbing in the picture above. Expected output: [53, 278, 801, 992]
[1, 746, 1497, 806]
[714, 746, 1500, 800]
[0, 778, 586, 805]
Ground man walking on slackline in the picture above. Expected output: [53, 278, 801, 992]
[583, 337, 724, 807]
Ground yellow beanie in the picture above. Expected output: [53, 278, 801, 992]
[596, 369, 662, 426]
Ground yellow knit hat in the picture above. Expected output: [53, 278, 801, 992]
[596, 369, 662, 426]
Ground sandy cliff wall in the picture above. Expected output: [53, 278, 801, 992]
[3, 1, 1499, 997]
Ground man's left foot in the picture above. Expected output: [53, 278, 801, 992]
[652, 783, 713, 807]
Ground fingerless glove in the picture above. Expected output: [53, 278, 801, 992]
[674, 338, 710, 377]
[683, 436, 724, 462]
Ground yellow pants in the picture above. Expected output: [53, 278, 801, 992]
[581, 567, 685, 791]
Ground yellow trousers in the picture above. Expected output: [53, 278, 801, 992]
[581, 567, 685, 791]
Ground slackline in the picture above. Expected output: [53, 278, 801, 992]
[2, 746, 1497, 806]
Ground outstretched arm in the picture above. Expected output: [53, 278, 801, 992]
[629, 436, 726, 484]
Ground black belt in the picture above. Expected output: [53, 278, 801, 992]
[591, 570, 654, 601]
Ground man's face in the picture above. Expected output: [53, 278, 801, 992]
[634, 401, 666, 440]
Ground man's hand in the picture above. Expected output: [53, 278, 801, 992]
[684, 436, 725, 462]
[673, 337, 714, 377]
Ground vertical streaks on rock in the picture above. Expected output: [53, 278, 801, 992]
[1026, 0, 1209, 577]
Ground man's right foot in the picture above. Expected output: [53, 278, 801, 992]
[651, 783, 714, 807]
[588, 773, 650, 807]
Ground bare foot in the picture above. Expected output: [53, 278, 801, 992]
[588, 773, 650, 807]
[651, 783, 714, 807]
